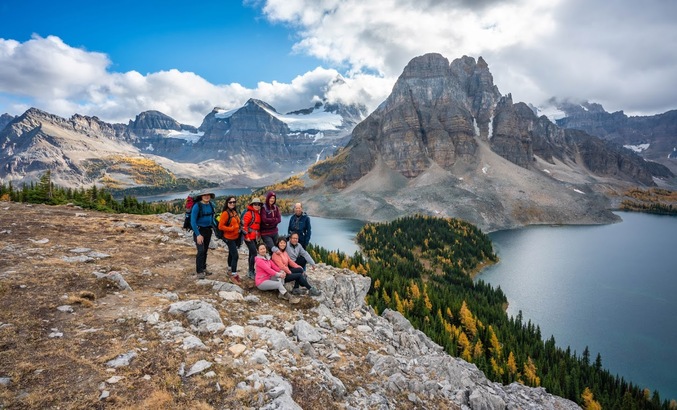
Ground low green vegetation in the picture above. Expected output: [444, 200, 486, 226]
[0, 171, 180, 214]
[620, 187, 677, 216]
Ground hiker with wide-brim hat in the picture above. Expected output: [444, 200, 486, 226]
[191, 190, 217, 279]
[242, 197, 263, 279]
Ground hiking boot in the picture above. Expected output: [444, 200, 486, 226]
[247, 271, 255, 280]
[230, 274, 241, 284]
[197, 272, 206, 280]
[278, 291, 291, 301]
[204, 270, 213, 276]
[308, 288, 322, 297]
[291, 288, 305, 296]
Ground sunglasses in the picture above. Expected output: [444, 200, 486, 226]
[227, 201, 236, 204]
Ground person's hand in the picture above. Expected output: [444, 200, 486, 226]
[310, 264, 316, 271]
[196, 235, 204, 245]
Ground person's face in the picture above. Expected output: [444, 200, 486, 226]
[257, 244, 267, 255]
[201, 194, 211, 202]
[252, 203, 261, 210]
[289, 234, 299, 245]
[227, 198, 236, 208]
[268, 196, 275, 206]
[278, 240, 287, 250]
[294, 204, 302, 216]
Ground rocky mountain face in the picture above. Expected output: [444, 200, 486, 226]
[0, 113, 15, 130]
[0, 100, 365, 189]
[552, 100, 677, 175]
[302, 53, 674, 231]
[124, 110, 200, 160]
[192, 99, 361, 174]
[0, 108, 138, 187]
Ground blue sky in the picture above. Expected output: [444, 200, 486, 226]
[1, 0, 676, 126]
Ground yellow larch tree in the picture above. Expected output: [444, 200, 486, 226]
[581, 387, 602, 410]
[472, 339, 484, 359]
[459, 301, 478, 337]
[507, 351, 517, 376]
[488, 326, 502, 359]
[522, 357, 540, 387]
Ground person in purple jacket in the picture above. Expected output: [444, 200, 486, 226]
[259, 191, 282, 253]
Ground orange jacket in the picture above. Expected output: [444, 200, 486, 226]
[218, 209, 241, 241]
[241, 206, 261, 241]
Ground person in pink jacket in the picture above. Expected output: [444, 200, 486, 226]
[254, 243, 299, 303]
[271, 237, 321, 296]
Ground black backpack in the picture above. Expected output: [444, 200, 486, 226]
[183, 198, 223, 240]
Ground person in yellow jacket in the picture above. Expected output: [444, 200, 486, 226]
[218, 195, 242, 283]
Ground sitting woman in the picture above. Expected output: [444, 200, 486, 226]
[254, 243, 298, 303]
[272, 237, 321, 296]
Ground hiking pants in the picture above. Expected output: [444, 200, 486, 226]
[284, 268, 310, 289]
[225, 237, 239, 273]
[245, 239, 257, 274]
[194, 226, 212, 274]
[257, 278, 286, 293]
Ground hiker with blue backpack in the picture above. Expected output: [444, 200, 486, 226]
[190, 190, 217, 279]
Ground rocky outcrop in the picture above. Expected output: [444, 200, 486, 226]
[318, 53, 671, 191]
[0, 108, 140, 187]
[127, 110, 197, 137]
[125, 110, 199, 159]
[194, 99, 361, 174]
[303, 53, 674, 231]
[0, 99, 365, 188]
[553, 100, 677, 174]
[490, 99, 672, 185]
[0, 113, 15, 131]
[323, 54, 501, 187]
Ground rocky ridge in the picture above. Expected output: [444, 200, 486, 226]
[0, 99, 365, 190]
[0, 202, 580, 409]
[552, 100, 677, 176]
[300, 54, 673, 231]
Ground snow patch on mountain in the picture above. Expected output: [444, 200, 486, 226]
[624, 143, 650, 153]
[165, 130, 204, 143]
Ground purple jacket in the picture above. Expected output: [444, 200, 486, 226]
[260, 191, 281, 236]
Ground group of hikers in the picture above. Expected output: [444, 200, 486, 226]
[188, 189, 320, 303]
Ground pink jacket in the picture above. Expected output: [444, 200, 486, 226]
[271, 251, 301, 274]
[255, 255, 281, 286]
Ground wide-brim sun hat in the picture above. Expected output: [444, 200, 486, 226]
[195, 190, 215, 199]
[250, 197, 263, 205]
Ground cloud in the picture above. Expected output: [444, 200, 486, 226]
[258, 0, 677, 115]
[1, 0, 675, 127]
[260, 0, 558, 77]
[0, 34, 389, 126]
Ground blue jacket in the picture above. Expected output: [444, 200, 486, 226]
[190, 201, 215, 234]
[288, 213, 311, 247]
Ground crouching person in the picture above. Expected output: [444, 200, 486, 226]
[254, 243, 299, 304]
[272, 237, 321, 296]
